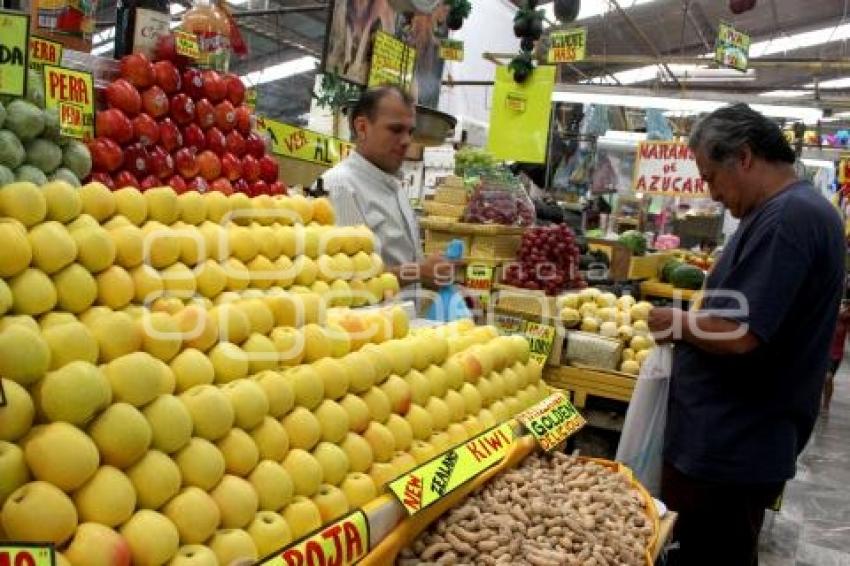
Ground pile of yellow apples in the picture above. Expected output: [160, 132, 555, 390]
[0, 180, 547, 566]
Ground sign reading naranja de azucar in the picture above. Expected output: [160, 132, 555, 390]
[632, 141, 708, 198]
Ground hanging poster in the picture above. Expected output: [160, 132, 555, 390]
[715, 22, 750, 72]
[368, 30, 416, 93]
[487, 65, 556, 164]
[632, 141, 708, 198]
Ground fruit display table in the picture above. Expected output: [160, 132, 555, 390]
[544, 365, 638, 407]
[640, 280, 700, 303]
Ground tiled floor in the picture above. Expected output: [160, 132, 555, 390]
[758, 363, 850, 566]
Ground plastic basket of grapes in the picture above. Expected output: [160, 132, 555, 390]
[462, 174, 536, 227]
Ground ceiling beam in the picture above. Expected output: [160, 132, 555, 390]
[606, 0, 681, 88]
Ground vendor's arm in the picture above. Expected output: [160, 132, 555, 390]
[649, 307, 760, 355]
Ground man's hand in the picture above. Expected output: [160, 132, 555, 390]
[648, 307, 685, 344]
[419, 253, 460, 286]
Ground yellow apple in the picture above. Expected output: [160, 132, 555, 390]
[64, 522, 132, 566]
[362, 311, 392, 343]
[208, 342, 249, 384]
[110, 224, 145, 269]
[8, 268, 58, 316]
[249, 460, 294, 512]
[168, 545, 218, 566]
[526, 359, 543, 384]
[404, 404, 434, 441]
[311, 484, 349, 523]
[489, 400, 510, 423]
[125, 449, 182, 510]
[88, 402, 152, 469]
[103, 351, 161, 407]
[247, 511, 291, 557]
[282, 406, 321, 451]
[423, 365, 449, 398]
[175, 438, 225, 491]
[0, 219, 32, 278]
[28, 221, 77, 274]
[120, 510, 180, 565]
[0, 323, 51, 386]
[363, 422, 395, 463]
[390, 451, 417, 477]
[460, 383, 483, 416]
[367, 462, 397, 490]
[282, 496, 322, 540]
[250, 417, 289, 462]
[209, 303, 251, 345]
[72, 463, 136, 527]
[425, 397, 451, 432]
[475, 376, 495, 407]
[282, 449, 323, 497]
[445, 423, 468, 446]
[0, 441, 29, 507]
[35, 361, 110, 426]
[252, 370, 294, 419]
[222, 378, 270, 431]
[380, 374, 412, 416]
[0, 379, 34, 442]
[384, 413, 414, 452]
[179, 385, 235, 441]
[270, 327, 304, 367]
[339, 472, 377, 510]
[360, 386, 391, 424]
[462, 415, 484, 437]
[339, 394, 371, 434]
[404, 369, 431, 407]
[312, 442, 350, 487]
[204, 192, 232, 223]
[311, 357, 350, 401]
[211, 474, 259, 529]
[41, 180, 82, 223]
[1, 481, 77, 544]
[313, 399, 350, 444]
[25, 422, 99, 491]
[443, 390, 466, 423]
[379, 339, 413, 377]
[163, 486, 221, 545]
[216, 429, 260, 478]
[409, 440, 437, 465]
[282, 365, 324, 410]
[339, 433, 373, 474]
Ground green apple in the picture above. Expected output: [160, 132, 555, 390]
[1, 481, 78, 544]
[125, 449, 182, 510]
[120, 510, 180, 566]
[363, 422, 395, 463]
[25, 421, 99, 491]
[179, 385, 235, 442]
[282, 496, 322, 540]
[339, 472, 377, 510]
[247, 511, 292, 556]
[216, 429, 260, 477]
[311, 442, 350, 486]
[87, 402, 152, 469]
[252, 370, 294, 419]
[311, 484, 349, 522]
[250, 417, 289, 462]
[174, 438, 226, 491]
[249, 460, 294, 512]
[384, 414, 413, 452]
[72, 465, 136, 527]
[210, 474, 259, 529]
[339, 433, 373, 474]
[360, 386, 391, 424]
[282, 449, 323, 497]
[282, 406, 321, 451]
[162, 486, 221, 544]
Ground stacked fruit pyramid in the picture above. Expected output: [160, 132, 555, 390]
[0, 178, 548, 565]
[89, 51, 283, 196]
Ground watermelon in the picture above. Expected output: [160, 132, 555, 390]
[670, 264, 705, 290]
[661, 259, 684, 283]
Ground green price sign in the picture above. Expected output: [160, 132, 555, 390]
[517, 391, 586, 451]
[0, 10, 30, 97]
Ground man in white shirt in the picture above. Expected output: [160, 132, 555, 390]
[321, 86, 450, 287]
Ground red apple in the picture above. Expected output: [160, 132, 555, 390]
[241, 154, 260, 183]
[205, 127, 226, 155]
[153, 60, 181, 94]
[183, 123, 206, 151]
[252, 180, 269, 195]
[159, 118, 183, 152]
[232, 178, 249, 194]
[120, 52, 155, 88]
[235, 105, 252, 135]
[106, 78, 142, 116]
[132, 113, 159, 146]
[245, 131, 265, 158]
[195, 98, 216, 130]
[90, 171, 116, 189]
[124, 143, 150, 178]
[188, 176, 209, 193]
[142, 85, 169, 118]
[140, 174, 160, 191]
[153, 34, 192, 69]
[214, 100, 236, 132]
[210, 177, 233, 195]
[89, 138, 123, 172]
[182, 68, 205, 99]
[202, 70, 227, 102]
[220, 152, 242, 181]
[114, 170, 139, 189]
[174, 147, 200, 178]
[197, 150, 222, 181]
[96, 108, 133, 144]
[258, 155, 279, 183]
[168, 174, 188, 193]
[147, 145, 174, 179]
[269, 181, 288, 195]
[225, 130, 246, 157]
[224, 73, 246, 105]
[170, 93, 195, 125]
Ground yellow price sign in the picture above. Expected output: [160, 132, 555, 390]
[0, 10, 30, 97]
[505, 92, 527, 113]
[439, 39, 464, 61]
[368, 31, 416, 92]
[257, 117, 354, 167]
[174, 30, 200, 59]
[43, 65, 94, 140]
[517, 391, 586, 451]
[256, 509, 369, 566]
[524, 321, 555, 365]
[29, 35, 62, 71]
[0, 543, 55, 566]
[548, 27, 587, 63]
[389, 423, 515, 516]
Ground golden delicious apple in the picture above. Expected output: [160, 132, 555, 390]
[424, 397, 451, 433]
[311, 484, 349, 522]
[210, 475, 259, 529]
[404, 404, 434, 441]
[312, 442, 350, 486]
[175, 438, 225, 491]
[72, 464, 136, 527]
[217, 429, 259, 477]
[0, 324, 50, 386]
[269, 327, 304, 367]
[251, 370, 294, 419]
[179, 385, 235, 442]
[208, 303, 251, 345]
[247, 511, 291, 557]
[282, 406, 321, 451]
[87, 402, 152, 469]
[28, 221, 77, 274]
[360, 386, 391, 424]
[363, 422, 395, 463]
[87, 311, 143, 363]
[282, 496, 322, 540]
[123, 449, 181, 511]
[311, 357, 350, 401]
[249, 417, 288, 462]
[173, 306, 219, 353]
[443, 390, 466, 423]
[120, 510, 180, 565]
[104, 351, 162, 407]
[0, 441, 30, 507]
[283, 449, 324, 497]
[222, 379, 270, 431]
[142, 395, 193, 454]
[339, 472, 376, 510]
[282, 365, 324, 410]
[208, 342, 249, 384]
[36, 361, 111, 426]
[41, 321, 98, 372]
[162, 486, 221, 545]
[249, 460, 294, 512]
[0, 378, 34, 441]
[1, 481, 77, 544]
[25, 422, 99, 491]
[459, 383, 483, 416]
[384, 414, 413, 452]
[314, 399, 350, 444]
[339, 433, 373, 474]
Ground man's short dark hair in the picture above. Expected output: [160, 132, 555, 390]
[348, 85, 414, 129]
[688, 103, 796, 165]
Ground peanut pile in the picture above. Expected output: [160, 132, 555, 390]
[399, 452, 653, 566]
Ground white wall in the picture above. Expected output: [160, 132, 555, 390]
[438, 0, 519, 126]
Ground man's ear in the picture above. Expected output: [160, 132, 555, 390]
[353, 116, 368, 142]
[739, 145, 754, 170]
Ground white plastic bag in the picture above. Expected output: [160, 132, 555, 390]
[615, 344, 673, 496]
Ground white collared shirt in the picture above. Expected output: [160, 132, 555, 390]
[322, 151, 423, 267]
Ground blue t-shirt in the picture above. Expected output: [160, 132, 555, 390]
[665, 181, 845, 484]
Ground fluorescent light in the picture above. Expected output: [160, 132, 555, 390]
[750, 23, 850, 57]
[759, 90, 813, 98]
[801, 158, 835, 169]
[91, 42, 113, 56]
[240, 56, 318, 86]
[586, 63, 701, 85]
[92, 26, 115, 46]
[170, 4, 186, 15]
[552, 90, 824, 122]
[804, 76, 850, 89]
[543, 0, 660, 23]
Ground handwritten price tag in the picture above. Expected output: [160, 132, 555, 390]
[43, 65, 94, 140]
[0, 543, 54, 566]
[517, 391, 586, 451]
[29, 35, 62, 71]
[174, 30, 200, 59]
[524, 321, 555, 365]
[548, 27, 587, 63]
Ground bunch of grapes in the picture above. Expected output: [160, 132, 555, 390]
[503, 224, 586, 295]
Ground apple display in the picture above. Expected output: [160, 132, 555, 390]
[174, 438, 226, 491]
[339, 433, 373, 474]
[282, 449, 323, 497]
[1, 481, 78, 544]
[120, 510, 180, 565]
[248, 460, 294, 512]
[25, 422, 99, 491]
[125, 449, 182, 510]
[162, 486, 221, 544]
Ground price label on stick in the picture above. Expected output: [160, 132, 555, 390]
[0, 543, 55, 566]
[517, 391, 586, 451]
[255, 509, 369, 566]
[43, 65, 94, 140]
[389, 423, 515, 516]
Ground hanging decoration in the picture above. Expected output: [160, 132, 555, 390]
[553, 0, 581, 23]
[444, 0, 472, 31]
[511, 0, 545, 83]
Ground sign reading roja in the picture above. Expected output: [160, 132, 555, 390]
[43, 64, 94, 140]
[518, 391, 586, 451]
[389, 422, 515, 515]
[257, 117, 354, 167]
[633, 141, 707, 197]
[256, 509, 369, 566]
[0, 543, 55, 566]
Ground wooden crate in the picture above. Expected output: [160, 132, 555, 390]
[422, 200, 465, 219]
[628, 252, 674, 280]
[544, 365, 637, 407]
[434, 186, 468, 205]
[469, 233, 521, 261]
[587, 238, 633, 281]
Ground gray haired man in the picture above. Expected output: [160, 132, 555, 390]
[648, 104, 844, 565]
